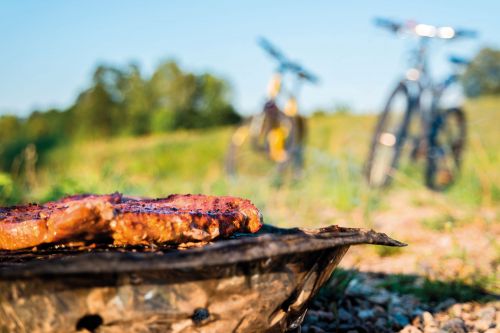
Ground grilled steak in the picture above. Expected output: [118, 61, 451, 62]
[0, 193, 263, 250]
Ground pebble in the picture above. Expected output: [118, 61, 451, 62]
[484, 329, 498, 333]
[392, 313, 410, 327]
[478, 306, 496, 322]
[300, 272, 498, 333]
[422, 311, 437, 327]
[374, 317, 388, 328]
[308, 310, 334, 321]
[358, 309, 375, 320]
[474, 319, 493, 331]
[435, 298, 456, 312]
[440, 318, 467, 333]
[346, 279, 375, 297]
[401, 325, 423, 333]
[338, 308, 353, 322]
[308, 325, 326, 333]
[369, 291, 391, 305]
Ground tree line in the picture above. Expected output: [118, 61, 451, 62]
[0, 60, 241, 171]
[1, 47, 499, 174]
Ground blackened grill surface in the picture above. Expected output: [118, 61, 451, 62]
[0, 225, 405, 278]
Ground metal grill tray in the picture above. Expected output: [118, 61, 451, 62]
[0, 224, 404, 333]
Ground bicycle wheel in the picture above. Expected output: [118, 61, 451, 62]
[425, 108, 466, 191]
[365, 83, 414, 187]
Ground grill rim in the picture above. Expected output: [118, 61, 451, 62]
[0, 224, 405, 278]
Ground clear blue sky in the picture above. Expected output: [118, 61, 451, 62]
[1, 1, 498, 116]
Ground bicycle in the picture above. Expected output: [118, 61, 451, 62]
[225, 37, 318, 180]
[365, 18, 477, 191]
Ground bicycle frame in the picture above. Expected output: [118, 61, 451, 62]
[390, 26, 472, 144]
[366, 19, 476, 189]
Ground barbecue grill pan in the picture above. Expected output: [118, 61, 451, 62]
[0, 224, 404, 333]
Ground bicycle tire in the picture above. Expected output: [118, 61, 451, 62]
[425, 107, 466, 191]
[280, 114, 307, 179]
[365, 82, 414, 188]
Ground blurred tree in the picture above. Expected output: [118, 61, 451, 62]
[0, 115, 26, 170]
[70, 65, 124, 138]
[0, 59, 240, 173]
[463, 47, 500, 97]
[149, 60, 197, 130]
[148, 60, 240, 130]
[121, 63, 152, 135]
[195, 73, 240, 127]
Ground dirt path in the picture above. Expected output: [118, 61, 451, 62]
[303, 189, 499, 332]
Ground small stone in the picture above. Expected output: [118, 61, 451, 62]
[375, 317, 388, 328]
[357, 309, 375, 320]
[309, 325, 326, 333]
[373, 305, 386, 317]
[392, 313, 410, 327]
[400, 325, 423, 333]
[435, 298, 456, 312]
[308, 315, 319, 324]
[412, 315, 423, 327]
[391, 294, 402, 306]
[474, 319, 493, 331]
[338, 308, 352, 322]
[346, 279, 375, 296]
[478, 306, 496, 323]
[461, 303, 473, 312]
[484, 329, 498, 333]
[412, 308, 424, 318]
[368, 291, 391, 305]
[449, 304, 462, 317]
[441, 318, 467, 333]
[422, 327, 440, 333]
[319, 310, 335, 321]
[422, 311, 437, 327]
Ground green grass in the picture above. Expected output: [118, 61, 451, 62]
[1, 97, 499, 229]
[375, 245, 404, 258]
[1, 97, 498, 295]
[377, 273, 497, 303]
[421, 214, 458, 231]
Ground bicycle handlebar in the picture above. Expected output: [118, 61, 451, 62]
[374, 17, 478, 40]
[453, 29, 478, 39]
[258, 37, 287, 64]
[374, 17, 402, 33]
[257, 37, 319, 84]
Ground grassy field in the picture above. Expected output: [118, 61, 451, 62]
[20, 97, 498, 212]
[1, 97, 499, 292]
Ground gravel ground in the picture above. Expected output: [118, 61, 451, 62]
[301, 271, 499, 333]
[299, 188, 499, 333]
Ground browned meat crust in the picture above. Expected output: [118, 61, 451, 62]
[0, 193, 263, 250]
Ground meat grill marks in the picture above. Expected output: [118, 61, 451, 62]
[0, 193, 263, 250]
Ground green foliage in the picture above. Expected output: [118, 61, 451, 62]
[463, 47, 500, 97]
[0, 173, 14, 204]
[0, 59, 241, 174]
[421, 214, 458, 231]
[377, 274, 495, 303]
[375, 245, 403, 257]
[316, 268, 358, 301]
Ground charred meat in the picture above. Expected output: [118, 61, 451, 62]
[0, 193, 263, 250]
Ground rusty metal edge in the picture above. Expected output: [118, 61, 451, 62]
[0, 225, 405, 278]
